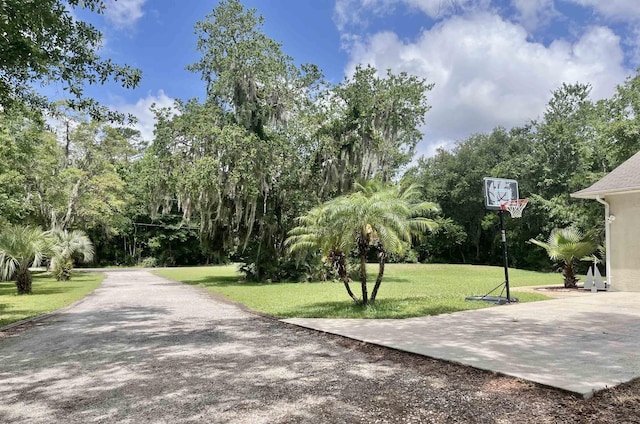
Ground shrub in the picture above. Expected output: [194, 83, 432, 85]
[52, 257, 73, 281]
[139, 257, 158, 268]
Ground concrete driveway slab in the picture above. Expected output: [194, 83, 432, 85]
[284, 292, 640, 398]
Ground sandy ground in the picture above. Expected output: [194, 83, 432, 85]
[1, 270, 639, 423]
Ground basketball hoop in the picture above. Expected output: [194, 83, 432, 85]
[500, 198, 528, 218]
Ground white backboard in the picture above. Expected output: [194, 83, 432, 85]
[484, 177, 519, 210]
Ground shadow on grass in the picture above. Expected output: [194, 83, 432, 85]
[0, 309, 44, 326]
[278, 297, 476, 319]
[0, 284, 17, 296]
[381, 276, 413, 284]
[31, 286, 73, 295]
[180, 275, 314, 288]
[181, 274, 416, 288]
[181, 275, 250, 287]
[0, 282, 83, 297]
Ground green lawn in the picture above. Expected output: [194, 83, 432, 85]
[155, 263, 557, 319]
[0, 272, 104, 327]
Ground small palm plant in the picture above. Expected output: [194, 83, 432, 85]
[288, 181, 438, 305]
[48, 228, 95, 281]
[529, 226, 598, 288]
[288, 197, 360, 302]
[0, 225, 52, 294]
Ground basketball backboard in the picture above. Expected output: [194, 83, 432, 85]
[484, 177, 519, 211]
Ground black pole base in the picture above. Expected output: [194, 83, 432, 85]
[465, 279, 519, 305]
[465, 295, 519, 305]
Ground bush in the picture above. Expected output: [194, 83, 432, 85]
[139, 257, 158, 268]
[52, 258, 73, 281]
[386, 248, 419, 263]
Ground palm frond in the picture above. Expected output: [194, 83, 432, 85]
[530, 226, 597, 263]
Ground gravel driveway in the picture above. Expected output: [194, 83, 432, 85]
[0, 270, 637, 423]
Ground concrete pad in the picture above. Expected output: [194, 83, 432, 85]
[283, 292, 640, 398]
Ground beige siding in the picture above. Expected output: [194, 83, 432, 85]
[608, 194, 640, 291]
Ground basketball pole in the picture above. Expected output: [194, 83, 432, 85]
[498, 210, 512, 302]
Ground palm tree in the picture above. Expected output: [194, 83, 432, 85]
[48, 228, 95, 281]
[0, 225, 51, 294]
[288, 198, 359, 301]
[288, 181, 438, 305]
[529, 226, 598, 288]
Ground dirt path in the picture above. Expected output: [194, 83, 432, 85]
[0, 270, 637, 423]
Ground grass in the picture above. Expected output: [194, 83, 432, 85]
[0, 271, 104, 327]
[154, 263, 558, 319]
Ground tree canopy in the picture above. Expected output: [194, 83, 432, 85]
[3, 0, 640, 286]
[142, 0, 434, 280]
[0, 0, 141, 120]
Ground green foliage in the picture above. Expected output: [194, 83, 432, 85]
[529, 226, 598, 288]
[606, 73, 640, 166]
[385, 243, 419, 263]
[411, 127, 517, 264]
[139, 257, 158, 268]
[407, 78, 640, 270]
[0, 271, 104, 326]
[0, 225, 94, 289]
[48, 228, 95, 280]
[154, 264, 551, 319]
[0, 225, 52, 294]
[52, 257, 73, 281]
[415, 217, 467, 263]
[0, 0, 141, 120]
[144, 1, 434, 281]
[314, 66, 433, 195]
[0, 110, 60, 225]
[6, 0, 640, 276]
[287, 181, 438, 304]
[188, 0, 297, 133]
[0, 109, 139, 239]
[149, 0, 323, 278]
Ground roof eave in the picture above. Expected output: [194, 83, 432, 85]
[571, 187, 640, 199]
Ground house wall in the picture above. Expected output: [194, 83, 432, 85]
[608, 193, 640, 292]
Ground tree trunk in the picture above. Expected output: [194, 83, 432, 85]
[342, 276, 358, 303]
[474, 227, 481, 261]
[563, 262, 578, 288]
[15, 271, 32, 295]
[64, 120, 72, 164]
[370, 250, 386, 303]
[62, 178, 82, 230]
[359, 251, 368, 305]
[331, 250, 359, 303]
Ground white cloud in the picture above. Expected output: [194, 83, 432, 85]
[403, 0, 492, 18]
[334, 0, 491, 30]
[334, 0, 365, 30]
[565, 0, 640, 22]
[511, 0, 556, 32]
[345, 13, 629, 157]
[334, 0, 396, 31]
[561, 1, 640, 67]
[112, 90, 176, 142]
[335, 0, 640, 28]
[104, 0, 146, 28]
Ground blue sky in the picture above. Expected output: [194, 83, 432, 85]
[73, 0, 640, 158]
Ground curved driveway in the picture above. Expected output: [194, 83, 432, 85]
[0, 270, 631, 423]
[1, 269, 436, 423]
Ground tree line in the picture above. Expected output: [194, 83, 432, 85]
[2, 0, 640, 283]
[405, 79, 640, 271]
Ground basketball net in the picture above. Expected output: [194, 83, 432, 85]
[500, 198, 528, 218]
